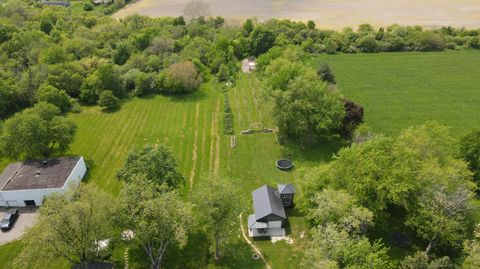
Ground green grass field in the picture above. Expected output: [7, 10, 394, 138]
[0, 75, 315, 269]
[2, 50, 480, 268]
[310, 50, 480, 137]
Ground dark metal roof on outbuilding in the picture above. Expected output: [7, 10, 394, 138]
[278, 183, 295, 194]
[252, 185, 286, 220]
[0, 157, 81, 191]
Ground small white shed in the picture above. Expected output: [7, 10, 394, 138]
[0, 157, 86, 207]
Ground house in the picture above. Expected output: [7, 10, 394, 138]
[0, 157, 86, 207]
[93, 0, 113, 5]
[248, 184, 295, 237]
[41, 1, 71, 7]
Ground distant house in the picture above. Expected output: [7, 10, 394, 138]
[241, 58, 256, 73]
[41, 1, 71, 7]
[0, 157, 86, 207]
[93, 0, 113, 5]
[248, 184, 295, 237]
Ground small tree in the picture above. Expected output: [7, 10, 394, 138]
[341, 99, 364, 138]
[182, 0, 210, 22]
[243, 19, 254, 34]
[307, 20, 316, 30]
[98, 90, 119, 110]
[193, 178, 243, 260]
[116, 144, 184, 188]
[15, 184, 115, 268]
[316, 64, 336, 84]
[36, 84, 73, 113]
[0, 102, 76, 158]
[116, 178, 194, 269]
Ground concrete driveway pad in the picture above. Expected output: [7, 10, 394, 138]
[0, 210, 39, 245]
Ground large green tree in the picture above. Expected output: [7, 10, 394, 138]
[192, 178, 243, 260]
[459, 128, 480, 183]
[116, 178, 194, 269]
[36, 84, 73, 113]
[116, 144, 184, 188]
[0, 102, 76, 158]
[303, 224, 393, 269]
[15, 184, 115, 268]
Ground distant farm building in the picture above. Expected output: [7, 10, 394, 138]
[242, 58, 256, 73]
[0, 157, 86, 207]
[93, 0, 113, 5]
[248, 184, 295, 237]
[41, 1, 71, 7]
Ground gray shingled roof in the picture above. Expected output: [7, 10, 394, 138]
[278, 183, 295, 194]
[1, 157, 81, 191]
[252, 185, 286, 220]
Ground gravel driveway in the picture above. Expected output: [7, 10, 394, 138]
[0, 209, 39, 245]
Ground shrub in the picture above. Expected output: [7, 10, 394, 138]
[83, 2, 94, 11]
[316, 64, 336, 84]
[223, 93, 234, 134]
[98, 90, 119, 111]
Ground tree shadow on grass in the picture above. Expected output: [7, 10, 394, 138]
[167, 89, 208, 103]
[162, 231, 210, 269]
[280, 136, 348, 165]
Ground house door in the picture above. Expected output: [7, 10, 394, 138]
[24, 200, 36, 206]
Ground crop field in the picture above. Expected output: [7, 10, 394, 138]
[311, 50, 480, 137]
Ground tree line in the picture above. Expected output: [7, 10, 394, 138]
[2, 1, 480, 119]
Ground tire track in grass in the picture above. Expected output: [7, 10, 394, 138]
[213, 97, 221, 177]
[199, 110, 208, 180]
[188, 103, 200, 189]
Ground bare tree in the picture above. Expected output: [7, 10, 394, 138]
[182, 0, 211, 22]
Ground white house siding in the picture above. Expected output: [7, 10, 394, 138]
[64, 156, 87, 189]
[268, 220, 282, 228]
[1, 188, 65, 206]
[0, 157, 86, 207]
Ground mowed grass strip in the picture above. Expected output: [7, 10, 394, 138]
[311, 50, 480, 136]
[67, 83, 220, 195]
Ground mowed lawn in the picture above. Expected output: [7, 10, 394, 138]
[68, 82, 221, 195]
[311, 50, 480, 136]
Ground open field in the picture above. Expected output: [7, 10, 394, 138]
[113, 0, 480, 29]
[0, 74, 317, 268]
[311, 50, 480, 137]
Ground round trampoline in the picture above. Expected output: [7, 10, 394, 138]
[390, 232, 412, 249]
[252, 253, 260, 260]
[276, 159, 293, 170]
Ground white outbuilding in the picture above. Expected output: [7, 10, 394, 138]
[0, 156, 86, 207]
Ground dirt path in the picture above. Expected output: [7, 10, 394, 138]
[188, 103, 200, 189]
[239, 213, 272, 269]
